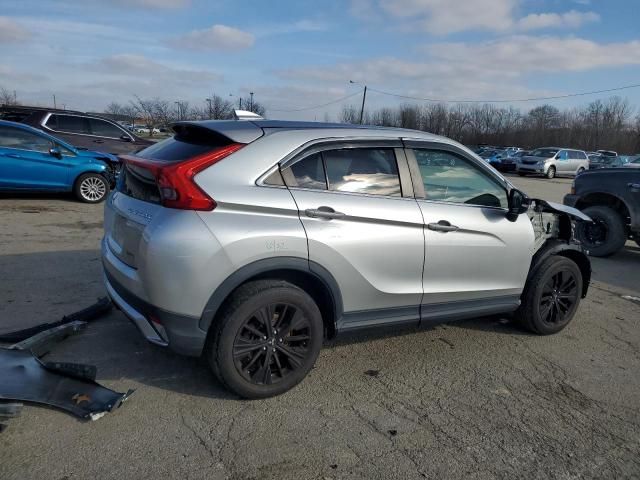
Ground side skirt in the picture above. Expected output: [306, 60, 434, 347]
[336, 296, 520, 334]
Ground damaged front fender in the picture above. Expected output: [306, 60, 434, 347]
[527, 198, 591, 298]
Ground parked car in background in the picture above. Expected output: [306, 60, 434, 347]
[565, 168, 640, 256]
[0, 120, 116, 203]
[482, 149, 518, 172]
[597, 150, 618, 158]
[103, 118, 591, 398]
[135, 126, 161, 135]
[503, 147, 523, 157]
[0, 105, 153, 155]
[624, 156, 640, 168]
[588, 154, 627, 169]
[517, 147, 589, 179]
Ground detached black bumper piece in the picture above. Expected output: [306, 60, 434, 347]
[0, 302, 133, 426]
[0, 347, 133, 421]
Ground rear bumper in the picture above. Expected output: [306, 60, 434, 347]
[103, 267, 207, 357]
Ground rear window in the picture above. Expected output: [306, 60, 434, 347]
[135, 125, 231, 162]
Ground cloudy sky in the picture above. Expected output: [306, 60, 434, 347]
[0, 0, 639, 120]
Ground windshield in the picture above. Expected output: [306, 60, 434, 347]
[529, 148, 558, 157]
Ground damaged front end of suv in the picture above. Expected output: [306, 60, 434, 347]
[527, 198, 592, 300]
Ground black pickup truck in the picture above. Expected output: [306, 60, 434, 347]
[564, 169, 640, 256]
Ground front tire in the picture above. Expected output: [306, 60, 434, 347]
[74, 173, 109, 203]
[546, 166, 556, 179]
[576, 206, 626, 257]
[517, 171, 527, 177]
[515, 256, 583, 335]
[206, 280, 323, 399]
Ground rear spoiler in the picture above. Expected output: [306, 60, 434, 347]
[172, 120, 264, 144]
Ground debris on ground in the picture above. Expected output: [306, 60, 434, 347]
[0, 298, 133, 431]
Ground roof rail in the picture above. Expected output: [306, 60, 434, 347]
[233, 110, 264, 121]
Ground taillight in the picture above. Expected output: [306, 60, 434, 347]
[121, 143, 244, 211]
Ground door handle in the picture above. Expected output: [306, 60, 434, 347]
[427, 220, 459, 232]
[94, 139, 105, 143]
[628, 183, 640, 190]
[305, 206, 345, 220]
[5, 153, 21, 159]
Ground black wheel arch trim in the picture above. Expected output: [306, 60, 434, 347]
[528, 240, 591, 298]
[199, 257, 343, 335]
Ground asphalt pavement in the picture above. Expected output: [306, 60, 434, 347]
[0, 175, 638, 480]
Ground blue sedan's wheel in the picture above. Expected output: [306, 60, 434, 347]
[74, 173, 109, 203]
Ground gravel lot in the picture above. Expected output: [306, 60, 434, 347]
[1, 174, 639, 480]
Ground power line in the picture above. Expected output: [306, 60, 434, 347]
[367, 82, 640, 104]
[267, 90, 363, 112]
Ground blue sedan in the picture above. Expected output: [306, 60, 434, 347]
[0, 120, 118, 203]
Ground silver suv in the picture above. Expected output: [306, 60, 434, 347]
[517, 147, 589, 179]
[102, 120, 591, 398]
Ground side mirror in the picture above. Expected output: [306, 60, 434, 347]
[506, 188, 530, 222]
[120, 135, 132, 142]
[49, 147, 62, 159]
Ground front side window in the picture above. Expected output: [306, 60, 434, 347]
[0, 126, 52, 153]
[89, 118, 125, 138]
[286, 148, 402, 197]
[413, 149, 507, 208]
[48, 114, 88, 134]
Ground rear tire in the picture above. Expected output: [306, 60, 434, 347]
[206, 280, 323, 399]
[576, 206, 626, 257]
[577, 167, 585, 175]
[515, 256, 583, 335]
[74, 173, 109, 203]
[546, 166, 556, 179]
[517, 171, 527, 177]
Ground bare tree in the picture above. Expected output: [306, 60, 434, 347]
[0, 86, 19, 105]
[130, 96, 172, 136]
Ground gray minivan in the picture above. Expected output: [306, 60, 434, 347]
[517, 147, 589, 179]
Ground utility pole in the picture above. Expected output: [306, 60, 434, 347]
[239, 97, 243, 109]
[249, 92, 254, 111]
[359, 85, 367, 125]
[349, 80, 367, 124]
[174, 101, 181, 120]
[53, 94, 57, 109]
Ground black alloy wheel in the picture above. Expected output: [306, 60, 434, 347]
[207, 280, 323, 398]
[515, 256, 583, 335]
[233, 303, 312, 386]
[538, 269, 579, 327]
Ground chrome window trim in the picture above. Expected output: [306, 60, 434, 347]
[41, 112, 134, 141]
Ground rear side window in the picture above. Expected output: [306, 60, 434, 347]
[136, 126, 231, 162]
[0, 126, 52, 152]
[286, 148, 402, 197]
[48, 114, 89, 134]
[89, 118, 125, 138]
[290, 153, 327, 190]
